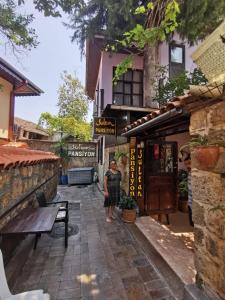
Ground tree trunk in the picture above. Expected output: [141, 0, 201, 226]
[143, 44, 159, 108]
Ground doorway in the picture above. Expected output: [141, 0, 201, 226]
[145, 141, 178, 216]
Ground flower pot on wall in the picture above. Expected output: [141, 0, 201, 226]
[121, 155, 128, 165]
[178, 197, 188, 213]
[122, 209, 136, 223]
[193, 146, 219, 170]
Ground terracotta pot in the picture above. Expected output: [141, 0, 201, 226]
[178, 198, 188, 213]
[122, 209, 136, 223]
[194, 146, 219, 170]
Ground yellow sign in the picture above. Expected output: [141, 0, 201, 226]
[129, 147, 136, 197]
[137, 148, 143, 199]
[94, 117, 116, 135]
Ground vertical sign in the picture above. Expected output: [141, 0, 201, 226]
[136, 146, 144, 212]
[129, 137, 136, 197]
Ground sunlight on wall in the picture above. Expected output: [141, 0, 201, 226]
[0, 78, 12, 139]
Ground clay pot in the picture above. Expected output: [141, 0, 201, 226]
[178, 197, 188, 213]
[194, 146, 219, 170]
[122, 209, 136, 223]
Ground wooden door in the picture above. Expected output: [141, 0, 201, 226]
[145, 141, 178, 215]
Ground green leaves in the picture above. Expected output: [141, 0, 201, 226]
[38, 72, 92, 141]
[113, 55, 133, 83]
[134, 6, 146, 15]
[154, 67, 208, 107]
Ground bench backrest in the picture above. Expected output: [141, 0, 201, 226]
[36, 191, 47, 207]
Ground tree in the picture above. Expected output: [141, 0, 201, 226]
[0, 0, 81, 52]
[58, 71, 89, 121]
[67, 0, 225, 106]
[38, 72, 92, 141]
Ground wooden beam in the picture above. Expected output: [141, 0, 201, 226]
[8, 91, 15, 141]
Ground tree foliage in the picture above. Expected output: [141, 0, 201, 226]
[0, 0, 38, 51]
[0, 0, 81, 51]
[153, 67, 208, 106]
[68, 0, 149, 53]
[38, 73, 92, 141]
[57, 71, 89, 121]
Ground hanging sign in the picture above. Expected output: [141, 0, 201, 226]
[67, 142, 96, 157]
[94, 117, 116, 135]
[129, 137, 136, 197]
[137, 147, 144, 200]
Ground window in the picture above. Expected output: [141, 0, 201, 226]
[169, 44, 185, 79]
[113, 69, 143, 107]
[109, 152, 115, 163]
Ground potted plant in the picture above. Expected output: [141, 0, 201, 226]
[119, 195, 137, 223]
[114, 150, 128, 165]
[178, 169, 188, 213]
[190, 135, 220, 170]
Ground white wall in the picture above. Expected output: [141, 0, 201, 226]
[0, 77, 13, 139]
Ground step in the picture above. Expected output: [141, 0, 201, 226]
[127, 216, 196, 300]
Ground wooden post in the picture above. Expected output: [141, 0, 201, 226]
[8, 91, 15, 141]
[136, 144, 145, 213]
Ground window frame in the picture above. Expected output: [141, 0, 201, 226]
[112, 68, 143, 107]
[169, 44, 185, 79]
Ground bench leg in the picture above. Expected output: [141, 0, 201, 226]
[34, 233, 41, 249]
[166, 214, 170, 225]
[65, 221, 68, 248]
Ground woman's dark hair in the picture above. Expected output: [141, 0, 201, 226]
[110, 160, 117, 165]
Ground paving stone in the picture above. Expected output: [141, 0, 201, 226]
[12, 185, 175, 300]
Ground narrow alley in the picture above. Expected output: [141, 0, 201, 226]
[12, 184, 175, 300]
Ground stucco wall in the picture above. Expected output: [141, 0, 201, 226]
[159, 33, 197, 73]
[98, 52, 144, 107]
[0, 77, 13, 139]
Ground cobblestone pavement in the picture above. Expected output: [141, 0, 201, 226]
[13, 184, 176, 300]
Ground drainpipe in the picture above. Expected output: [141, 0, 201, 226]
[121, 108, 185, 137]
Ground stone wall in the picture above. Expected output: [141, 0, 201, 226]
[24, 139, 98, 170]
[190, 101, 225, 299]
[0, 160, 59, 263]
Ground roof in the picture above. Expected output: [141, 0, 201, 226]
[86, 37, 105, 99]
[0, 57, 43, 96]
[102, 104, 157, 116]
[14, 117, 49, 137]
[122, 91, 225, 137]
[0, 145, 59, 169]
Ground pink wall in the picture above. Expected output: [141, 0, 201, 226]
[98, 52, 143, 107]
[96, 35, 198, 110]
[159, 33, 197, 73]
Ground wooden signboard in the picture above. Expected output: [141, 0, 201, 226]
[67, 142, 96, 157]
[94, 117, 116, 135]
[136, 146, 144, 211]
[129, 137, 136, 198]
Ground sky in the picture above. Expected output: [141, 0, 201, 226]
[1, 3, 92, 123]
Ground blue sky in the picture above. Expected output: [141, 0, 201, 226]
[1, 3, 92, 123]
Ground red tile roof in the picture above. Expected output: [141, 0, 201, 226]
[0, 146, 59, 169]
[123, 94, 191, 134]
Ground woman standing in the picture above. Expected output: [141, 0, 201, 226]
[104, 160, 121, 223]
